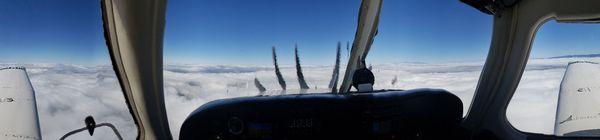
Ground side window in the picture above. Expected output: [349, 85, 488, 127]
[507, 21, 600, 136]
[0, 0, 136, 139]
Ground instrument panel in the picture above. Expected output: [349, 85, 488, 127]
[179, 89, 463, 140]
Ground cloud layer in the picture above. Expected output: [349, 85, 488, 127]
[3, 57, 597, 139]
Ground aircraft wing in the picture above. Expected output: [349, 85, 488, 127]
[0, 67, 41, 140]
[555, 61, 600, 136]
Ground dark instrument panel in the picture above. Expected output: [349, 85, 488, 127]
[179, 89, 463, 140]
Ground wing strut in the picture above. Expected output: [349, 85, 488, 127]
[339, 0, 383, 93]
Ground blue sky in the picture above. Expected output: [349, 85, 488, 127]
[0, 0, 599, 66]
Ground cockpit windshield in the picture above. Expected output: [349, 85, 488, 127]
[162, 0, 490, 138]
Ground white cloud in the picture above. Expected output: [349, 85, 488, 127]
[3, 57, 596, 139]
[7, 64, 137, 140]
